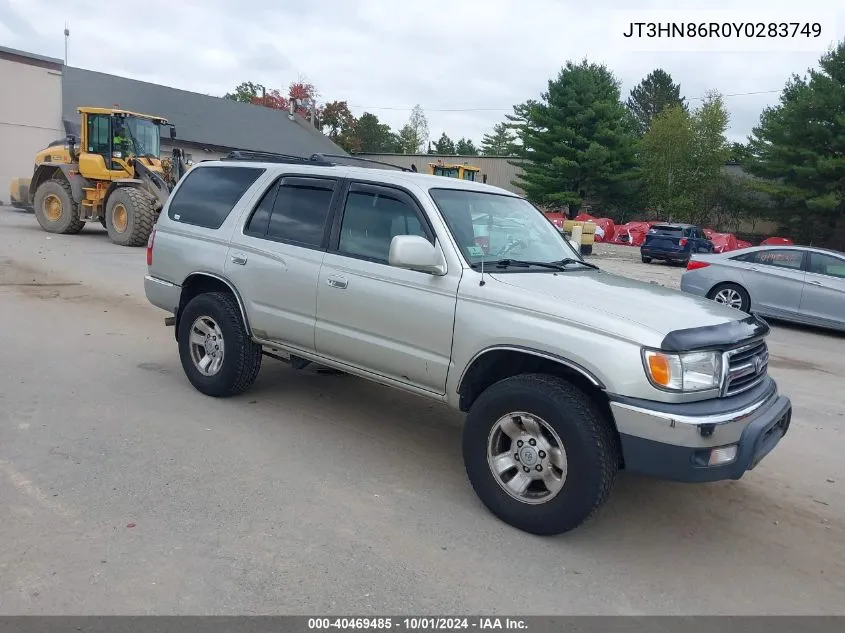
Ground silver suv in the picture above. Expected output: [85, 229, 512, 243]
[144, 151, 792, 535]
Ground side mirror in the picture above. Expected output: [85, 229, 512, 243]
[169, 126, 177, 139]
[388, 235, 447, 275]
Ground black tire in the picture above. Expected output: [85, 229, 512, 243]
[33, 179, 84, 234]
[641, 256, 652, 263]
[105, 187, 156, 246]
[177, 292, 262, 397]
[707, 282, 751, 313]
[463, 373, 619, 536]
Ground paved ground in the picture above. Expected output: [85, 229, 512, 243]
[1, 207, 843, 615]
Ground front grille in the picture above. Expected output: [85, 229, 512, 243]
[722, 339, 769, 397]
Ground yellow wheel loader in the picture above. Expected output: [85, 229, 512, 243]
[21, 107, 188, 247]
[428, 161, 481, 182]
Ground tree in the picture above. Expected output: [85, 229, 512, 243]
[639, 104, 697, 220]
[434, 132, 456, 154]
[481, 122, 517, 156]
[627, 69, 687, 136]
[512, 59, 638, 212]
[353, 112, 402, 153]
[745, 39, 845, 246]
[639, 92, 730, 223]
[398, 105, 429, 153]
[249, 77, 322, 124]
[224, 81, 265, 104]
[321, 100, 357, 150]
[455, 138, 478, 155]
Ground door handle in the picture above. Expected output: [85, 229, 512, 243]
[230, 253, 248, 265]
[326, 275, 348, 289]
[749, 267, 759, 271]
[807, 280, 823, 286]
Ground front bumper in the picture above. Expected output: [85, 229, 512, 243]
[610, 379, 791, 482]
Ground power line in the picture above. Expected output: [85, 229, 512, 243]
[345, 89, 782, 113]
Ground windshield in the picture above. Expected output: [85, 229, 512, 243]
[428, 188, 582, 267]
[124, 117, 161, 157]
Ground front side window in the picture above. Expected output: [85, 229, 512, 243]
[808, 252, 845, 279]
[429, 188, 581, 268]
[338, 188, 430, 263]
[168, 166, 265, 229]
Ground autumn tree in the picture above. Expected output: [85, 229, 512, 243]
[248, 77, 322, 124]
[321, 100, 357, 151]
[627, 69, 687, 136]
[481, 122, 517, 156]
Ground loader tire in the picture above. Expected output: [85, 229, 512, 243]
[105, 187, 156, 247]
[33, 179, 84, 234]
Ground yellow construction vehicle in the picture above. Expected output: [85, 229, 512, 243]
[19, 106, 188, 246]
[428, 160, 481, 182]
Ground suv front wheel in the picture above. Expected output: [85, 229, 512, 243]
[463, 373, 619, 535]
[177, 292, 262, 397]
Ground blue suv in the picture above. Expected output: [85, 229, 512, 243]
[640, 223, 713, 265]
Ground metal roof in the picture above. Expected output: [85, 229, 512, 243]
[0, 45, 63, 67]
[61, 66, 346, 156]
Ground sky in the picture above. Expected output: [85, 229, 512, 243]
[1, 0, 843, 147]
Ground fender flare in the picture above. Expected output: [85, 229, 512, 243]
[30, 164, 92, 204]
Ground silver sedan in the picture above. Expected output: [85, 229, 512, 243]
[680, 245, 845, 332]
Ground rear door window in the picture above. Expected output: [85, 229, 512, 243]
[748, 249, 805, 270]
[168, 166, 265, 229]
[244, 176, 337, 248]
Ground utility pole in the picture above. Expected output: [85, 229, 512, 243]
[64, 23, 69, 65]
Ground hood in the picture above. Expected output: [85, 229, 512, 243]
[489, 269, 746, 338]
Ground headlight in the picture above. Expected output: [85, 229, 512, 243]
[642, 349, 722, 392]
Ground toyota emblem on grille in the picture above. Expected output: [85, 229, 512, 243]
[754, 355, 763, 373]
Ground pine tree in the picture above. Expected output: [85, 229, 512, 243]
[745, 39, 845, 245]
[513, 59, 637, 211]
[481, 122, 517, 156]
[627, 69, 687, 136]
[455, 138, 478, 155]
[434, 133, 456, 154]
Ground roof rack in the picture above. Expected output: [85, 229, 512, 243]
[223, 150, 335, 166]
[310, 153, 413, 172]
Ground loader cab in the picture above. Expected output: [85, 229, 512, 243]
[428, 161, 481, 182]
[78, 107, 167, 179]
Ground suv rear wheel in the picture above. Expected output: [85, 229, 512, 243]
[177, 292, 262, 397]
[463, 373, 619, 535]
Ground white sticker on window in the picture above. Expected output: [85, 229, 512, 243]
[467, 245, 484, 257]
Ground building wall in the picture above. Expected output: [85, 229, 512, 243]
[355, 154, 526, 195]
[0, 49, 63, 204]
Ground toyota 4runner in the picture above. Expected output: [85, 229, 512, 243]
[144, 151, 792, 535]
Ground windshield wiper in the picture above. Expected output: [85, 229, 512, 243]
[471, 259, 568, 271]
[552, 257, 600, 270]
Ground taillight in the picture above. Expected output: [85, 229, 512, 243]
[146, 225, 156, 266]
[679, 238, 688, 247]
[687, 260, 710, 271]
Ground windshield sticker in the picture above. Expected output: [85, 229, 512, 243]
[467, 245, 484, 257]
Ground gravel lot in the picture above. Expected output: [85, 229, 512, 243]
[1, 207, 843, 615]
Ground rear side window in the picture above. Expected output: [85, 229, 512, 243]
[168, 166, 264, 229]
[244, 176, 337, 248]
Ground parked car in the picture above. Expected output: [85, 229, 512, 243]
[641, 223, 713, 265]
[145, 151, 791, 536]
[681, 245, 845, 332]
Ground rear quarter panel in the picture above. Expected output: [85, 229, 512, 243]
[148, 168, 275, 288]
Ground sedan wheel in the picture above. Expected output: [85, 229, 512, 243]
[709, 283, 750, 313]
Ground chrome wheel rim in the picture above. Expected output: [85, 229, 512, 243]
[188, 316, 225, 376]
[487, 411, 567, 505]
[714, 288, 743, 309]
